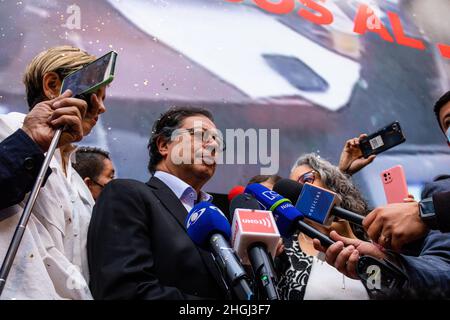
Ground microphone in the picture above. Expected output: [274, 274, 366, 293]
[272, 180, 408, 297]
[228, 185, 245, 202]
[230, 194, 280, 300]
[273, 179, 364, 226]
[244, 183, 335, 247]
[185, 202, 254, 300]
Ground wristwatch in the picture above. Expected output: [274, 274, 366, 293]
[418, 198, 438, 230]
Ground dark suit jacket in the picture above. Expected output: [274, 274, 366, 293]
[87, 177, 228, 300]
[399, 231, 450, 296]
[421, 175, 450, 199]
[0, 129, 51, 212]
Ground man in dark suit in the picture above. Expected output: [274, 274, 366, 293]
[87, 106, 228, 299]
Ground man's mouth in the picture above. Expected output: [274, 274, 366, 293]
[194, 154, 216, 166]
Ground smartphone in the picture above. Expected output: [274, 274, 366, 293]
[381, 165, 409, 204]
[356, 255, 408, 299]
[60, 51, 117, 98]
[359, 121, 406, 158]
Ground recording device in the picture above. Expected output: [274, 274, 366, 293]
[273, 179, 365, 226]
[230, 194, 280, 300]
[244, 183, 335, 247]
[230, 194, 280, 264]
[381, 165, 409, 204]
[359, 121, 406, 158]
[228, 185, 245, 202]
[185, 202, 254, 300]
[247, 182, 408, 298]
[356, 255, 408, 299]
[60, 51, 117, 100]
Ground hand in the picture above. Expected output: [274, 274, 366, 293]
[313, 231, 386, 279]
[275, 239, 285, 257]
[363, 202, 428, 252]
[338, 134, 376, 175]
[21, 90, 87, 151]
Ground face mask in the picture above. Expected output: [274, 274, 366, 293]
[446, 127, 450, 144]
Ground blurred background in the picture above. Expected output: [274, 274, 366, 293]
[0, 0, 449, 207]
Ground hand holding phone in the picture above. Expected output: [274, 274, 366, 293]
[339, 133, 377, 175]
[359, 122, 406, 159]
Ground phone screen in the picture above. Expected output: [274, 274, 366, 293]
[61, 51, 116, 97]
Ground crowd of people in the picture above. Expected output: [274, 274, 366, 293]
[0, 46, 449, 300]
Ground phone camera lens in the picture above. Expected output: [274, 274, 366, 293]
[384, 174, 387, 177]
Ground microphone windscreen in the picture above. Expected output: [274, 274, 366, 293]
[229, 193, 261, 218]
[245, 183, 303, 237]
[185, 202, 231, 249]
[273, 179, 304, 204]
[228, 185, 245, 202]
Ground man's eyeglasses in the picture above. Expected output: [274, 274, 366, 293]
[178, 127, 226, 151]
[91, 177, 115, 189]
[297, 170, 318, 185]
[91, 180, 106, 189]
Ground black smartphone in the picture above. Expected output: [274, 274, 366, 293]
[359, 121, 406, 158]
[356, 255, 408, 299]
[60, 51, 117, 99]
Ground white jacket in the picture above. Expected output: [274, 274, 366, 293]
[0, 112, 93, 300]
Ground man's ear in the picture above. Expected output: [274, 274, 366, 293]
[42, 72, 62, 99]
[84, 177, 94, 190]
[156, 136, 170, 158]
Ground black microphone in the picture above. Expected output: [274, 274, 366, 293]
[272, 179, 408, 297]
[273, 179, 364, 226]
[229, 194, 281, 300]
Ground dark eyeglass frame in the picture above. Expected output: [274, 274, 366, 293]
[91, 179, 106, 189]
[178, 127, 226, 152]
[297, 170, 318, 184]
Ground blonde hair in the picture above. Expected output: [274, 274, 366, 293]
[23, 46, 96, 109]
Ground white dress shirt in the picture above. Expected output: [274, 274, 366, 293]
[153, 171, 212, 212]
[0, 112, 93, 300]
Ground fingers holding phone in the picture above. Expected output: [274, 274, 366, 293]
[339, 133, 377, 175]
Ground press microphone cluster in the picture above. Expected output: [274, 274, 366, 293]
[185, 202, 254, 300]
[244, 182, 335, 247]
[229, 194, 280, 300]
[246, 180, 408, 298]
[273, 179, 365, 226]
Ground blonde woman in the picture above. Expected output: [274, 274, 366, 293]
[0, 46, 106, 299]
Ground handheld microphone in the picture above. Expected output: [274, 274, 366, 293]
[228, 185, 245, 202]
[230, 194, 280, 300]
[244, 183, 334, 247]
[273, 179, 364, 226]
[185, 202, 254, 300]
[272, 179, 408, 297]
